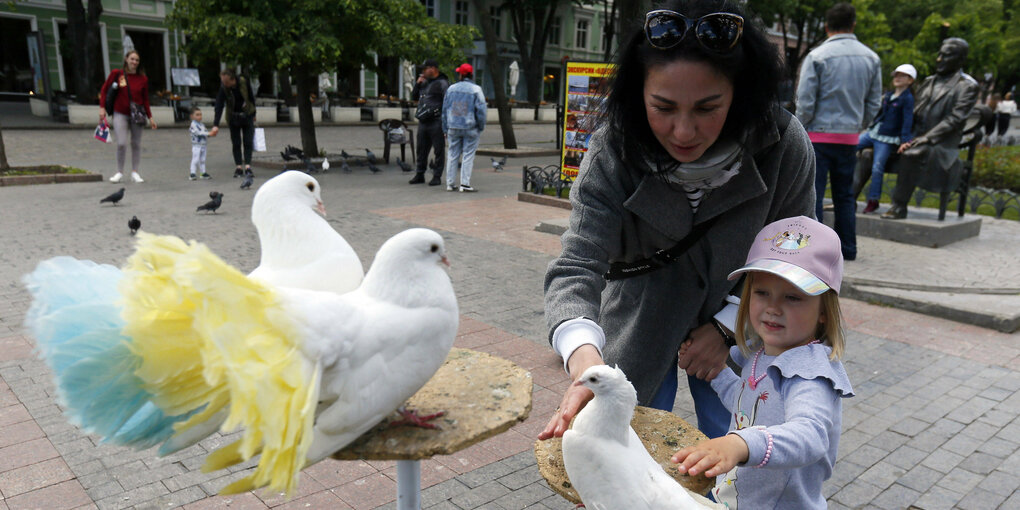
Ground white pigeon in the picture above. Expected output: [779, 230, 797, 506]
[562, 365, 719, 510]
[248, 170, 364, 293]
[322, 158, 330, 172]
[27, 227, 459, 496]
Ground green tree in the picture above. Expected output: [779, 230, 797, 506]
[472, 0, 517, 149]
[747, 0, 830, 77]
[167, 0, 475, 156]
[64, 0, 105, 104]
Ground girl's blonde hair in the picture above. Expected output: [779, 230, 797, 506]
[733, 272, 845, 360]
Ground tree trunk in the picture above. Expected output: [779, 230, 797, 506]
[66, 0, 104, 104]
[295, 68, 318, 156]
[472, 0, 516, 149]
[617, 0, 651, 44]
[509, 2, 562, 105]
[0, 121, 9, 171]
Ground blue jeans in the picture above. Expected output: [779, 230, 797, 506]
[813, 142, 858, 260]
[856, 133, 895, 201]
[649, 363, 730, 439]
[446, 128, 480, 187]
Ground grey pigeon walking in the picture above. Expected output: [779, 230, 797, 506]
[101, 188, 125, 206]
[240, 173, 254, 190]
[396, 158, 413, 173]
[128, 216, 141, 235]
[340, 149, 351, 159]
[365, 148, 377, 165]
[491, 155, 507, 172]
[341, 160, 352, 173]
[368, 162, 381, 174]
[196, 192, 223, 214]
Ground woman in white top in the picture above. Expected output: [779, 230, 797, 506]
[995, 92, 1017, 138]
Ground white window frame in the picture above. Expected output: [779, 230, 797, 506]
[575, 18, 590, 49]
[453, 0, 470, 25]
[420, 0, 436, 18]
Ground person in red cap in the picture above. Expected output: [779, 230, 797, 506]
[410, 58, 449, 186]
[441, 63, 488, 192]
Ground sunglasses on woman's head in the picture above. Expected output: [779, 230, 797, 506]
[644, 10, 744, 52]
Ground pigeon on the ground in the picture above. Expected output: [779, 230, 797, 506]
[101, 188, 125, 206]
[365, 148, 377, 165]
[491, 155, 508, 171]
[128, 216, 141, 236]
[396, 158, 413, 173]
[322, 158, 330, 173]
[284, 145, 305, 160]
[23, 227, 458, 496]
[240, 173, 254, 190]
[340, 149, 351, 159]
[368, 162, 381, 173]
[301, 157, 318, 174]
[562, 365, 719, 510]
[281, 151, 296, 162]
[341, 160, 352, 173]
[196, 192, 223, 214]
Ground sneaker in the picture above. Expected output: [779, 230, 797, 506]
[459, 184, 476, 193]
[109, 172, 123, 183]
[201, 173, 212, 180]
[189, 174, 197, 181]
[408, 173, 425, 185]
[446, 185, 458, 192]
[131, 172, 144, 183]
[428, 175, 442, 186]
[233, 168, 243, 178]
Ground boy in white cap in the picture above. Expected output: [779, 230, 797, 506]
[441, 63, 487, 192]
[855, 63, 917, 214]
[672, 216, 854, 509]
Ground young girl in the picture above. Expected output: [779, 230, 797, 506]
[856, 64, 916, 214]
[672, 216, 854, 509]
[189, 107, 214, 180]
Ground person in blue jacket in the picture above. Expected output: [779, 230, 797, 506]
[856, 64, 916, 214]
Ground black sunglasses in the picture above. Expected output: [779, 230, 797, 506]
[644, 10, 744, 51]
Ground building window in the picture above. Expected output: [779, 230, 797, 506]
[420, 0, 435, 18]
[489, 6, 502, 37]
[575, 19, 589, 49]
[548, 16, 561, 46]
[601, 29, 609, 53]
[454, 1, 470, 25]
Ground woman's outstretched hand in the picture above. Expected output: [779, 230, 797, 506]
[537, 344, 603, 440]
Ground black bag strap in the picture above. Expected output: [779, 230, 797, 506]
[603, 215, 720, 281]
[602, 108, 792, 282]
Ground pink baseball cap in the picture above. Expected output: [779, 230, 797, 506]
[728, 216, 844, 295]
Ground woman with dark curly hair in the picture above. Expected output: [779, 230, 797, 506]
[540, 0, 816, 445]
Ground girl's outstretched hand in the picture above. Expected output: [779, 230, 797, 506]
[671, 434, 749, 478]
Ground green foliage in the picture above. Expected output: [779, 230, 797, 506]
[972, 145, 1020, 193]
[166, 0, 477, 76]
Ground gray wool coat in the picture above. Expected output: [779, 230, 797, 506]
[544, 108, 816, 404]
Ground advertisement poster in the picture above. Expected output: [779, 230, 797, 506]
[560, 61, 613, 180]
[26, 33, 45, 95]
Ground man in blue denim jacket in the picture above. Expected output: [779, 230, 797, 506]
[441, 63, 487, 192]
[795, 2, 881, 261]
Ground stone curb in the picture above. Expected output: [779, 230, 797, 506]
[0, 172, 103, 186]
[516, 192, 571, 210]
[840, 283, 1020, 333]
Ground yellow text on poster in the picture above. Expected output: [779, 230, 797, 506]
[561, 62, 614, 181]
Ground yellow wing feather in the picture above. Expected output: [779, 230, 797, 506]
[119, 233, 320, 495]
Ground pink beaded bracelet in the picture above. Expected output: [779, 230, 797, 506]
[755, 427, 774, 468]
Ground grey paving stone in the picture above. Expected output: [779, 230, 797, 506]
[827, 460, 868, 490]
[956, 489, 1009, 510]
[998, 491, 1020, 509]
[959, 451, 1006, 476]
[980, 408, 1019, 428]
[456, 461, 518, 489]
[490, 481, 553, 510]
[911, 485, 965, 510]
[868, 430, 910, 453]
[979, 386, 1015, 402]
[843, 444, 890, 469]
[832, 479, 883, 508]
[922, 449, 965, 474]
[899, 464, 945, 493]
[937, 466, 985, 495]
[960, 420, 1000, 440]
[977, 436, 1019, 459]
[946, 396, 998, 424]
[859, 460, 907, 490]
[424, 501, 461, 510]
[449, 481, 511, 509]
[942, 433, 984, 457]
[495, 465, 542, 491]
[890, 417, 930, 437]
[885, 444, 929, 471]
[870, 483, 921, 510]
[977, 469, 1020, 497]
[421, 479, 471, 508]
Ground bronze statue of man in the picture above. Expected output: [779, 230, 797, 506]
[882, 37, 979, 219]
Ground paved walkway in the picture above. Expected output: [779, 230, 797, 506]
[0, 123, 1018, 509]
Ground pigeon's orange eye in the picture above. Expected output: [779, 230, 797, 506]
[306, 182, 315, 192]
[430, 244, 439, 253]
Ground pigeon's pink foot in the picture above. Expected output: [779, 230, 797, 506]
[389, 408, 446, 429]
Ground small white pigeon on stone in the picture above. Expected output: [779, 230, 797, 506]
[562, 365, 721, 510]
[322, 158, 330, 172]
[248, 170, 364, 293]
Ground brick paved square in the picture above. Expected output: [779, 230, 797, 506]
[870, 483, 920, 510]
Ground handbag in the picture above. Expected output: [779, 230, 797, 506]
[104, 80, 118, 116]
[253, 127, 267, 152]
[94, 120, 111, 143]
[415, 103, 440, 122]
[123, 74, 148, 126]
